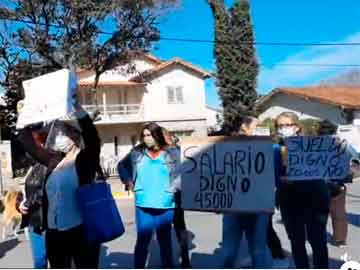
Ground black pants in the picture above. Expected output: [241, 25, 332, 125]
[279, 181, 330, 269]
[173, 191, 191, 268]
[174, 192, 187, 232]
[46, 224, 100, 269]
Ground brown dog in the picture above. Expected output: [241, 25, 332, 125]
[1, 189, 23, 240]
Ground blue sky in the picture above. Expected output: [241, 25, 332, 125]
[2, 1, 360, 109]
[153, 0, 360, 108]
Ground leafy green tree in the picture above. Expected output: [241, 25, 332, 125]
[0, 0, 177, 176]
[208, 0, 258, 133]
[0, 0, 177, 129]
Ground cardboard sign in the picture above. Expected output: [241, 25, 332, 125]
[0, 141, 12, 180]
[285, 136, 352, 181]
[181, 136, 275, 213]
[16, 69, 77, 128]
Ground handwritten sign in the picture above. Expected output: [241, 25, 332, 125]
[181, 136, 275, 213]
[16, 69, 77, 129]
[285, 136, 351, 181]
[0, 141, 12, 180]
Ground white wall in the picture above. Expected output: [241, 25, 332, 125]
[158, 119, 208, 137]
[96, 124, 141, 159]
[258, 94, 346, 125]
[0, 141, 12, 180]
[143, 67, 207, 122]
[353, 110, 360, 125]
[337, 125, 360, 153]
[206, 106, 222, 130]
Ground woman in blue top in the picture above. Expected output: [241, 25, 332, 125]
[118, 122, 180, 268]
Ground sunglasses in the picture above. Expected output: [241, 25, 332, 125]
[277, 123, 296, 128]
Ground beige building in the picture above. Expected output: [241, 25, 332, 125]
[77, 54, 211, 175]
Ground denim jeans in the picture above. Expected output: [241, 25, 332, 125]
[28, 227, 47, 269]
[279, 181, 330, 269]
[134, 207, 174, 268]
[222, 213, 272, 268]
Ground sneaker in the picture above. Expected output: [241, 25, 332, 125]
[273, 258, 290, 269]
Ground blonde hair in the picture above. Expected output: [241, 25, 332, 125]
[275, 112, 300, 128]
[275, 112, 302, 135]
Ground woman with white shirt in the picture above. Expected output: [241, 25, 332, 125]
[18, 103, 101, 268]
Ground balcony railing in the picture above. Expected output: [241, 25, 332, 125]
[83, 104, 144, 122]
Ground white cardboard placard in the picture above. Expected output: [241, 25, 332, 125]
[16, 69, 77, 128]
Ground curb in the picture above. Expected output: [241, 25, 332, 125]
[112, 191, 133, 200]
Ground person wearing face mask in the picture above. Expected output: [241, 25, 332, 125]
[117, 122, 180, 269]
[274, 112, 330, 269]
[17, 102, 102, 269]
[221, 116, 273, 269]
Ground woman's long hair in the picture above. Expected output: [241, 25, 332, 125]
[139, 122, 168, 150]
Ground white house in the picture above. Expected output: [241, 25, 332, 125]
[206, 105, 222, 132]
[257, 86, 360, 151]
[257, 86, 360, 124]
[77, 53, 211, 172]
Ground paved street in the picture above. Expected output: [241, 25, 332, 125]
[1, 180, 360, 268]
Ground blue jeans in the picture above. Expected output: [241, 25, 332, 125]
[134, 207, 174, 268]
[29, 227, 47, 269]
[222, 213, 272, 268]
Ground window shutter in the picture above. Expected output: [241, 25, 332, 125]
[176, 87, 184, 103]
[167, 86, 175, 103]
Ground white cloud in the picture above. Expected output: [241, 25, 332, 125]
[258, 31, 360, 93]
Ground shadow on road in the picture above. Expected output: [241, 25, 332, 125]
[100, 229, 197, 269]
[99, 245, 133, 269]
[0, 238, 19, 259]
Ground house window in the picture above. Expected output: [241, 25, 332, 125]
[167, 86, 184, 104]
[172, 130, 193, 138]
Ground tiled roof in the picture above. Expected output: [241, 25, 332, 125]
[257, 86, 360, 109]
[130, 58, 211, 81]
[76, 53, 164, 79]
[78, 81, 146, 88]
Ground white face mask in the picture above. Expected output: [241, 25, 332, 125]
[144, 136, 156, 149]
[53, 134, 74, 153]
[277, 127, 298, 138]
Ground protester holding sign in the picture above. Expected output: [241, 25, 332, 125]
[221, 116, 272, 268]
[18, 101, 101, 268]
[117, 122, 180, 268]
[275, 112, 330, 269]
